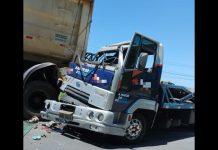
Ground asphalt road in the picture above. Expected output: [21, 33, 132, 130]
[24, 122, 194, 150]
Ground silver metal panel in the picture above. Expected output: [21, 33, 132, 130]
[127, 99, 157, 113]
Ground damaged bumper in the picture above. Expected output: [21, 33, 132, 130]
[40, 100, 128, 136]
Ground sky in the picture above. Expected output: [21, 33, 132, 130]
[87, 0, 194, 89]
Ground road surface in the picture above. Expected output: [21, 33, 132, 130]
[24, 121, 194, 150]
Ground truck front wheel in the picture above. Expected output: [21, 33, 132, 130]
[123, 113, 147, 144]
[23, 80, 57, 119]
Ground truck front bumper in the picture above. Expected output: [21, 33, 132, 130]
[40, 100, 128, 137]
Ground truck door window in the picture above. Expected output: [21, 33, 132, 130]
[125, 35, 141, 69]
[141, 37, 156, 69]
[136, 37, 157, 72]
[141, 37, 157, 54]
[145, 54, 154, 69]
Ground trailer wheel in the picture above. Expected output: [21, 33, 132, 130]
[122, 113, 147, 144]
[23, 80, 57, 119]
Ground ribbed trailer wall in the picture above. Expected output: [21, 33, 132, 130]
[24, 0, 94, 66]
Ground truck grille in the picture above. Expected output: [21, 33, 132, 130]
[65, 85, 90, 104]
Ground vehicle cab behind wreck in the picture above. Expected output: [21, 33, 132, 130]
[41, 32, 194, 143]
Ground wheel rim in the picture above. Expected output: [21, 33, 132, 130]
[125, 118, 142, 140]
[28, 90, 48, 112]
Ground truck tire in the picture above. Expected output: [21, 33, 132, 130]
[122, 113, 147, 144]
[23, 80, 57, 119]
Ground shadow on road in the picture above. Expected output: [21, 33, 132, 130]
[62, 126, 194, 149]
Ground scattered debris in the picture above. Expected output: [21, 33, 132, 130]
[41, 134, 47, 138]
[53, 127, 64, 133]
[41, 126, 52, 133]
[32, 133, 47, 140]
[46, 131, 51, 134]
[42, 121, 57, 128]
[41, 126, 50, 130]
[34, 125, 38, 129]
[32, 135, 41, 140]
[29, 116, 39, 123]
[41, 123, 46, 126]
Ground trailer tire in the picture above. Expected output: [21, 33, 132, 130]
[23, 80, 57, 119]
[122, 113, 147, 144]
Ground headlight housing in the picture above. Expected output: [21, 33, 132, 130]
[97, 113, 104, 121]
[88, 111, 94, 119]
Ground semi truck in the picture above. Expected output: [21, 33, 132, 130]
[36, 32, 195, 143]
[23, 0, 94, 118]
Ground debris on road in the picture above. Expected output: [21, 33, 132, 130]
[41, 134, 47, 138]
[42, 121, 57, 128]
[41, 126, 51, 130]
[46, 131, 51, 134]
[41, 124, 54, 133]
[32, 135, 41, 140]
[27, 121, 65, 141]
[34, 125, 38, 129]
[32, 133, 47, 140]
[28, 116, 39, 123]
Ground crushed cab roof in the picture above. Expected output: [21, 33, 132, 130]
[99, 41, 130, 52]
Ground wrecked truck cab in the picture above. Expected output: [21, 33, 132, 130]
[40, 32, 193, 144]
[40, 32, 164, 144]
[41, 33, 163, 143]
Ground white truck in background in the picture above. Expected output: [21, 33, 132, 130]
[23, 0, 94, 118]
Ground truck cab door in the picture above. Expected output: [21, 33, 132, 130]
[120, 33, 161, 99]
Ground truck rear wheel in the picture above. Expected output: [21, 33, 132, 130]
[122, 113, 147, 144]
[23, 80, 57, 119]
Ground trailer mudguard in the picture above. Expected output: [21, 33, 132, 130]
[23, 62, 59, 88]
